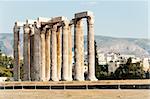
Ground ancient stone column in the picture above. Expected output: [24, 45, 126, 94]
[80, 20, 84, 80]
[13, 23, 20, 81]
[40, 27, 46, 81]
[51, 24, 58, 81]
[68, 25, 73, 81]
[30, 25, 35, 81]
[57, 27, 61, 80]
[62, 20, 69, 81]
[87, 16, 98, 81]
[23, 23, 31, 81]
[74, 19, 84, 81]
[33, 23, 41, 81]
[45, 29, 51, 81]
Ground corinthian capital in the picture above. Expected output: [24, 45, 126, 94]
[23, 24, 30, 34]
[13, 22, 20, 33]
[87, 16, 94, 25]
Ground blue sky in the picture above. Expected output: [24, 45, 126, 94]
[0, 0, 149, 39]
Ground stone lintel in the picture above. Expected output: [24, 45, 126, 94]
[37, 17, 51, 23]
[51, 16, 66, 23]
[36, 17, 51, 28]
[41, 16, 66, 26]
[44, 25, 51, 29]
[75, 11, 93, 19]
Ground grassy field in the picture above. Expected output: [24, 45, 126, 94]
[0, 89, 150, 99]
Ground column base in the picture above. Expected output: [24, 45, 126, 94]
[41, 79, 47, 82]
[68, 78, 73, 81]
[51, 78, 59, 81]
[62, 77, 70, 81]
[58, 78, 61, 81]
[45, 78, 50, 81]
[87, 76, 98, 81]
[74, 78, 84, 81]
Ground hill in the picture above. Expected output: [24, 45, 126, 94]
[0, 33, 149, 58]
[94, 35, 150, 57]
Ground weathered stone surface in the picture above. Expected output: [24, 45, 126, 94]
[37, 17, 50, 23]
[33, 23, 41, 81]
[13, 11, 97, 82]
[68, 25, 73, 81]
[13, 23, 21, 81]
[45, 29, 51, 81]
[40, 28, 46, 81]
[36, 17, 51, 28]
[75, 11, 93, 19]
[23, 24, 31, 81]
[80, 20, 84, 80]
[41, 16, 66, 26]
[51, 24, 58, 81]
[74, 19, 84, 81]
[56, 27, 61, 80]
[30, 33, 34, 81]
[51, 16, 66, 23]
[29, 25, 35, 81]
[87, 16, 97, 81]
[62, 20, 69, 81]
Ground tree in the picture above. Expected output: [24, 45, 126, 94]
[94, 41, 99, 67]
[114, 57, 144, 79]
[94, 40, 109, 80]
[0, 49, 13, 77]
[95, 40, 99, 76]
[0, 49, 2, 56]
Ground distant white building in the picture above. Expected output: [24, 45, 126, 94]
[97, 52, 127, 73]
[131, 57, 141, 63]
[0, 77, 13, 82]
[1, 53, 6, 57]
[108, 57, 126, 73]
[121, 54, 135, 60]
[98, 53, 107, 65]
[142, 58, 150, 72]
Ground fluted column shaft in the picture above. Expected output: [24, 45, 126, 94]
[80, 21, 84, 80]
[45, 29, 51, 81]
[74, 19, 84, 81]
[13, 24, 20, 81]
[33, 24, 41, 81]
[23, 24, 30, 81]
[57, 27, 61, 80]
[87, 16, 98, 81]
[51, 24, 58, 81]
[30, 26, 34, 81]
[41, 28, 46, 81]
[62, 21, 69, 81]
[68, 25, 73, 81]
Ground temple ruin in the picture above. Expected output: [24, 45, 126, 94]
[13, 11, 97, 81]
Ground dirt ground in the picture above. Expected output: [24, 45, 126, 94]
[0, 89, 150, 99]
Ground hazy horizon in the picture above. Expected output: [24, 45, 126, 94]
[0, 32, 149, 39]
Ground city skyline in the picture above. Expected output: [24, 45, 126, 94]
[0, 0, 149, 39]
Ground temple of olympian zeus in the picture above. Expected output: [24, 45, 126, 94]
[13, 11, 98, 81]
